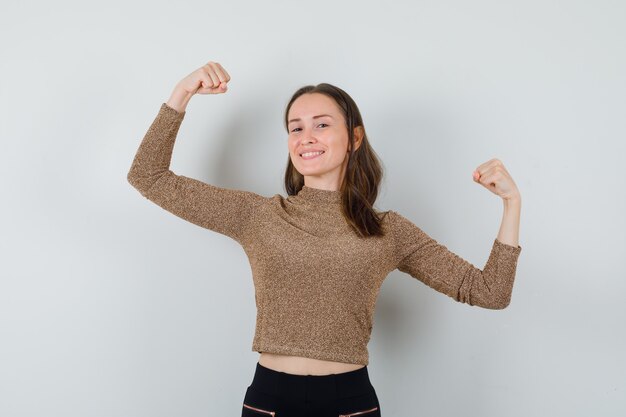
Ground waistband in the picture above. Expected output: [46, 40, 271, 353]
[249, 361, 374, 402]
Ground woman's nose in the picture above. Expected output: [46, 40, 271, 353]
[302, 137, 315, 144]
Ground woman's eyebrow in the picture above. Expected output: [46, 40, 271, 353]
[288, 114, 334, 124]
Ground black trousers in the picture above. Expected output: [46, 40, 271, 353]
[241, 361, 382, 417]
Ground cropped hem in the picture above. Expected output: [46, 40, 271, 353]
[252, 341, 369, 366]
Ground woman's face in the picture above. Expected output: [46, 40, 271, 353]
[287, 93, 360, 189]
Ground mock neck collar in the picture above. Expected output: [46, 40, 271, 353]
[293, 185, 342, 205]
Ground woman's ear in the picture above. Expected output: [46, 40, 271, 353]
[353, 126, 364, 151]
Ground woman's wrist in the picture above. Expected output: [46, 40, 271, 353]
[166, 85, 193, 113]
[503, 196, 521, 213]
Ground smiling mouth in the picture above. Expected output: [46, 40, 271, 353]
[300, 150, 325, 160]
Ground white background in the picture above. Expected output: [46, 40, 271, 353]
[1, 0, 624, 416]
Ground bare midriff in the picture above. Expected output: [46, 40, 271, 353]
[258, 352, 365, 376]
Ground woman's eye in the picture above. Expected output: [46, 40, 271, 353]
[290, 124, 328, 133]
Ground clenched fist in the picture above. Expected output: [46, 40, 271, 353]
[177, 61, 231, 96]
[472, 158, 521, 201]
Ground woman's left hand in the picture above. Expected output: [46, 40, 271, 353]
[472, 158, 521, 201]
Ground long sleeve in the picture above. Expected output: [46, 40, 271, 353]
[127, 103, 266, 244]
[389, 210, 522, 309]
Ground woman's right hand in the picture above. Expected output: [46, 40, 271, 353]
[177, 61, 231, 96]
[166, 61, 231, 113]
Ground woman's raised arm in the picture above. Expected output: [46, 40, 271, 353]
[389, 210, 522, 309]
[127, 61, 266, 245]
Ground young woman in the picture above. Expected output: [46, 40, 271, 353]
[128, 61, 522, 417]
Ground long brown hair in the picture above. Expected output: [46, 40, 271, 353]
[283, 83, 388, 238]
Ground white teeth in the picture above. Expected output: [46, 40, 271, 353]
[301, 151, 324, 157]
